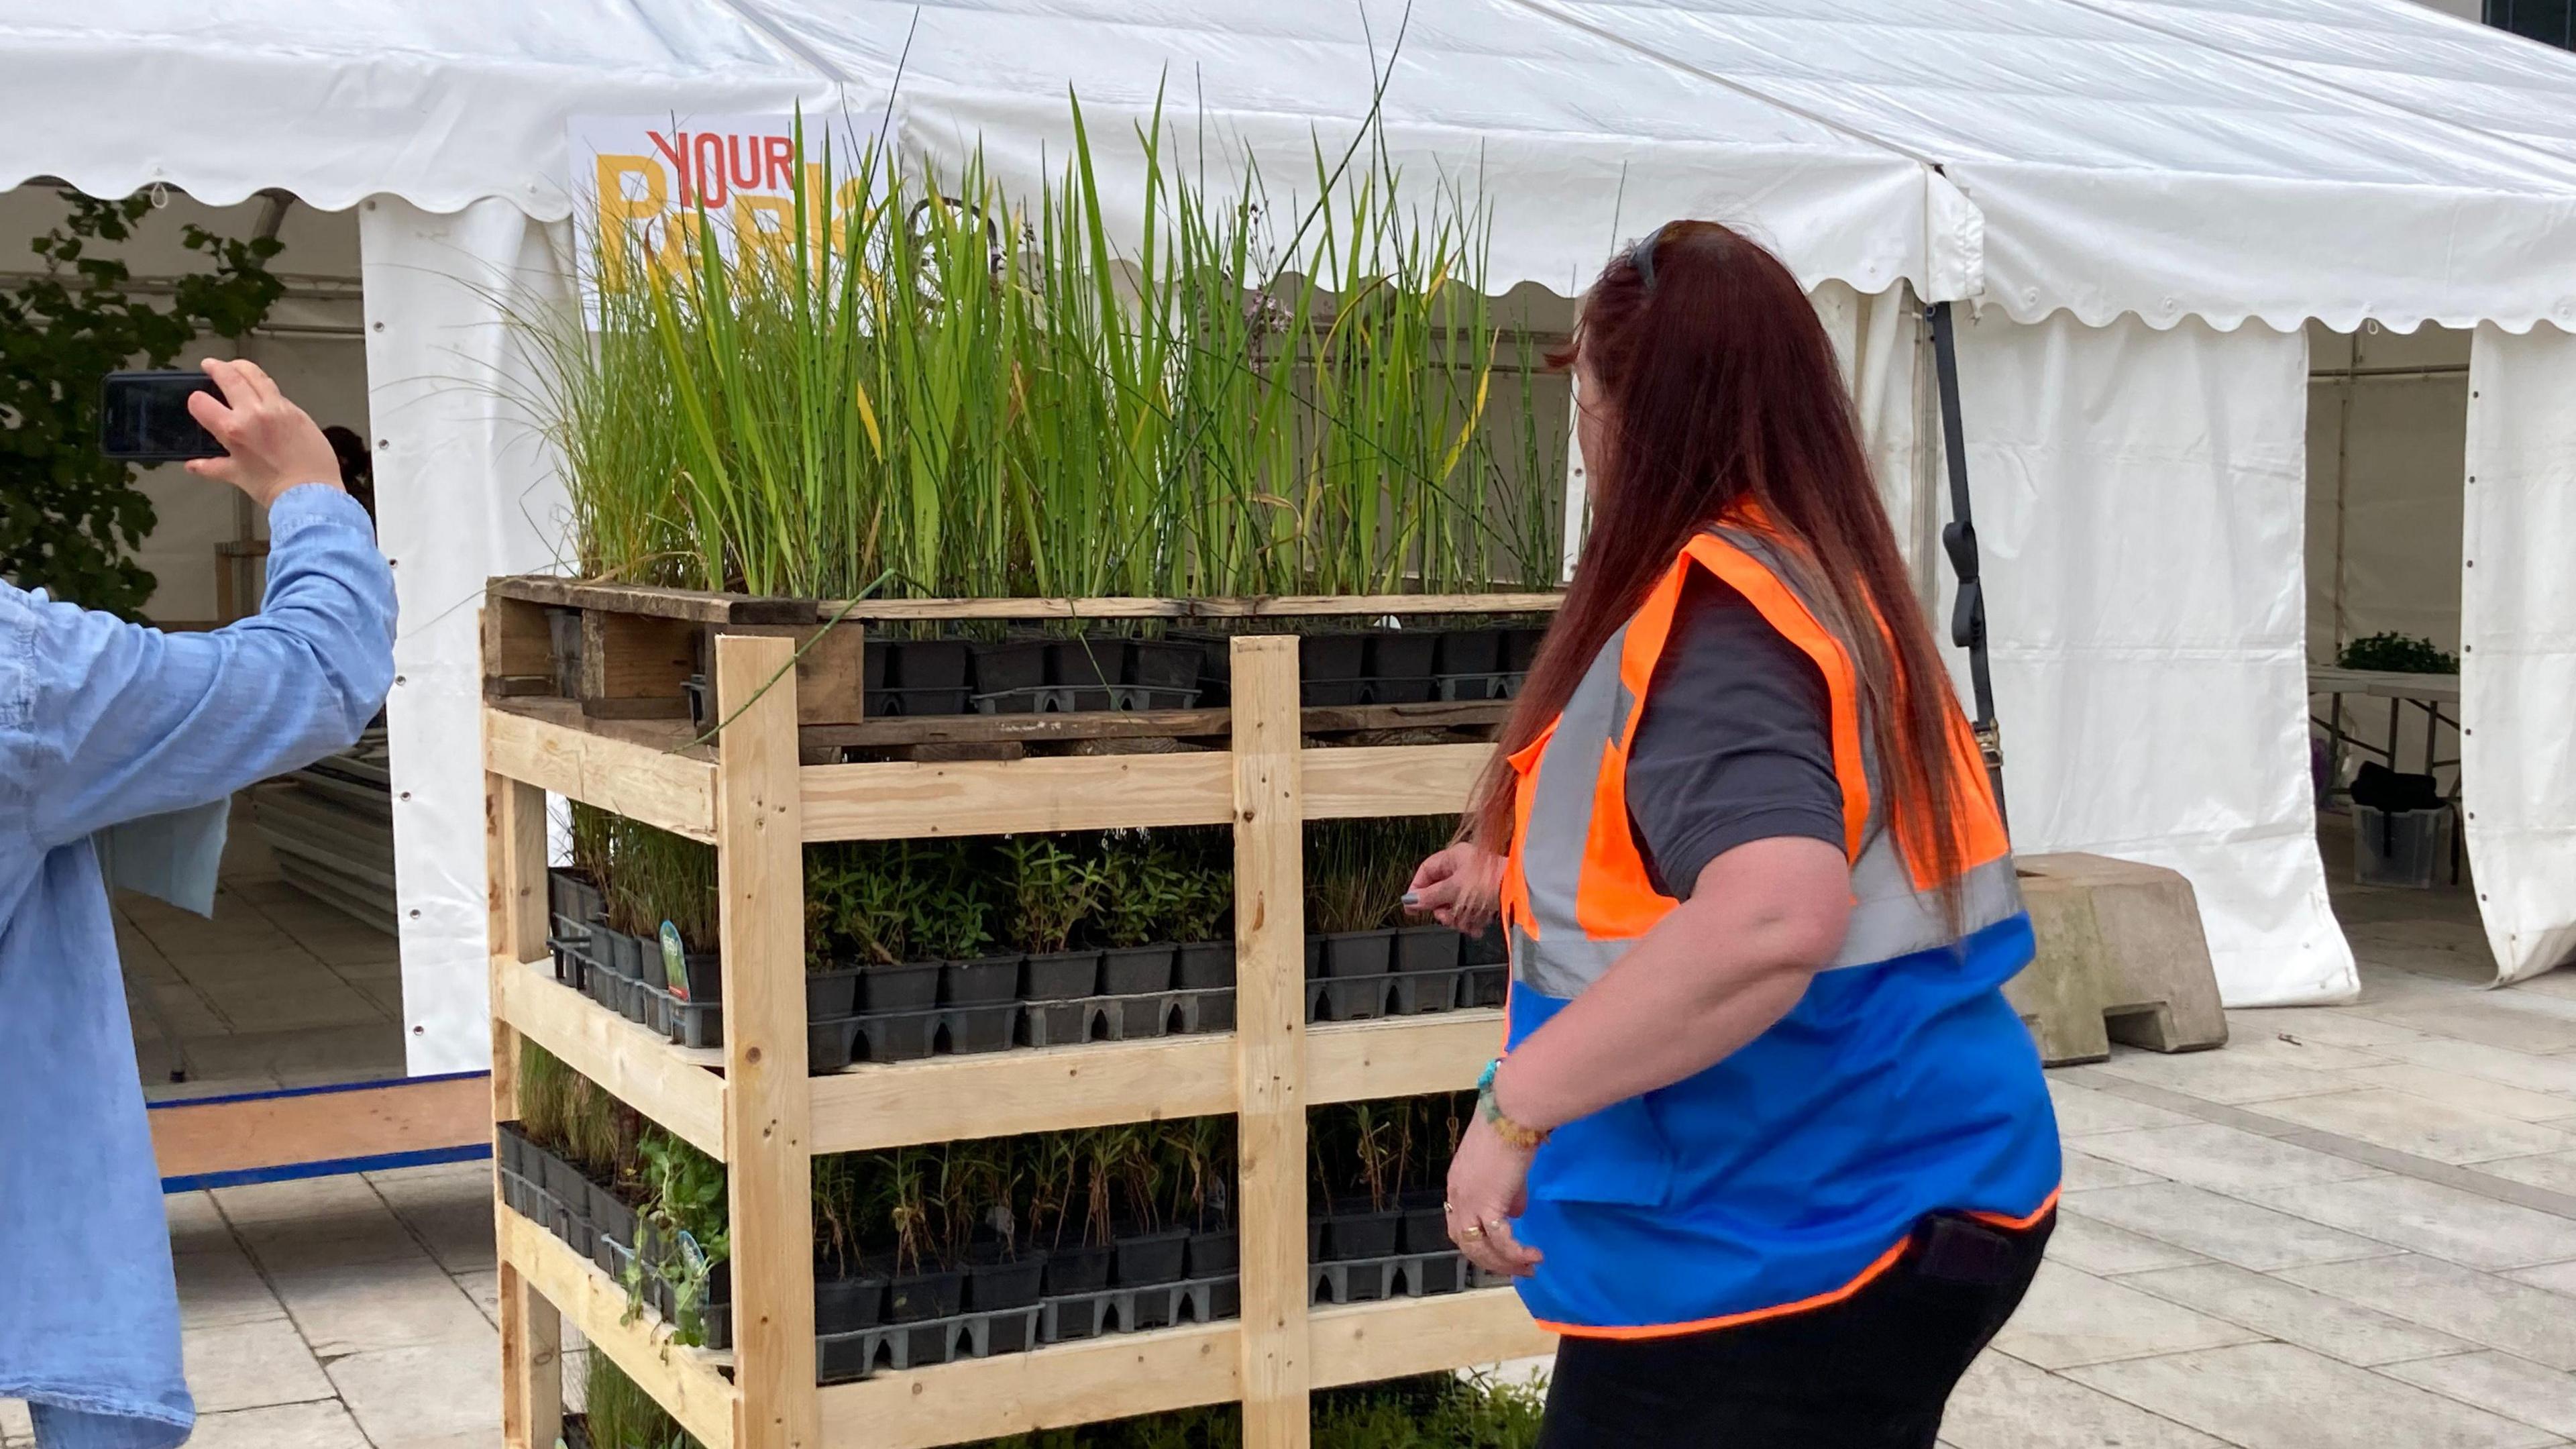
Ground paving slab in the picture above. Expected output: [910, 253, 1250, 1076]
[2049, 1079, 2196, 1137]
[2344, 1063, 2576, 1124]
[2381, 1353, 2576, 1440]
[1939, 1350, 2229, 1449]
[2063, 1181, 2394, 1271]
[265, 1254, 498, 1359]
[2379, 1038, 2576, 1100]
[183, 1400, 373, 1449]
[2069, 1341, 2560, 1449]
[2481, 1152, 2576, 1197]
[2062, 1146, 2169, 1191]
[2245, 1175, 2576, 1271]
[2257, 1089, 2576, 1166]
[2075, 1122, 2385, 1195]
[2281, 1254, 2576, 1370]
[2119, 1261, 2470, 1366]
[1990, 1262, 2264, 1370]
[2087, 1046, 2368, 1106]
[180, 1316, 335, 1414]
[2045, 1212, 2208, 1276]
[326, 1341, 502, 1449]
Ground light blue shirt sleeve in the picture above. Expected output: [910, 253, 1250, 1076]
[0, 480, 396, 1449]
[1, 484, 397, 853]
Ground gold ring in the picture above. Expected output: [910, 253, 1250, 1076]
[1460, 1222, 1487, 1239]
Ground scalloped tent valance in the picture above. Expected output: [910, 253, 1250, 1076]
[15, 0, 2576, 329]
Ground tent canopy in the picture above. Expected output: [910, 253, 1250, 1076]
[12, 0, 2576, 328]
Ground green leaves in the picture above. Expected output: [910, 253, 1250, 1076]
[534, 98, 1562, 607]
[1, 189, 285, 615]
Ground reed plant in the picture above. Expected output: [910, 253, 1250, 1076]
[530, 98, 1561, 606]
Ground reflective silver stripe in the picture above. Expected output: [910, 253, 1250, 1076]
[1515, 619, 1633, 996]
[1511, 526, 2015, 998]
[1829, 850, 2025, 969]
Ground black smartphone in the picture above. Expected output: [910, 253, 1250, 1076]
[100, 370, 225, 462]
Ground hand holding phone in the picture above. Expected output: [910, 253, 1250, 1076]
[187, 360, 343, 509]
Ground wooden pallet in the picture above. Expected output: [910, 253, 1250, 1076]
[485, 616, 1557, 1449]
[482, 575, 1558, 733]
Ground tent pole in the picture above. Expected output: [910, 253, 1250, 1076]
[1927, 300, 2008, 828]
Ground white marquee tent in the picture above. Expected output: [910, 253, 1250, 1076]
[6, 0, 2575, 1074]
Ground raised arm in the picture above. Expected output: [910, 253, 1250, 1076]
[0, 359, 396, 853]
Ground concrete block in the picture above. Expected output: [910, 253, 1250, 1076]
[2008, 853, 2229, 1066]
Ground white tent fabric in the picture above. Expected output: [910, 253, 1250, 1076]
[2463, 327, 2576, 985]
[1518, 0, 2576, 332]
[359, 199, 574, 1073]
[12, 0, 2576, 1055]
[1953, 311, 2355, 1006]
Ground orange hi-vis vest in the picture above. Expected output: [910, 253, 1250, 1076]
[1499, 522, 2061, 1338]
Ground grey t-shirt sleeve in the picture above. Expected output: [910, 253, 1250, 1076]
[1625, 571, 1845, 899]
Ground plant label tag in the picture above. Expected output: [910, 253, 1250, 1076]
[660, 921, 688, 996]
[677, 1230, 708, 1279]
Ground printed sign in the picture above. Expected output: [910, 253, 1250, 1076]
[567, 114, 874, 297]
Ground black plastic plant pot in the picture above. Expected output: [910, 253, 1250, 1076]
[1113, 1226, 1190, 1287]
[1304, 936, 1326, 980]
[814, 1272, 888, 1334]
[1042, 1244, 1114, 1297]
[1366, 632, 1440, 704]
[1320, 1207, 1403, 1263]
[596, 928, 644, 981]
[494, 1123, 530, 1180]
[963, 1247, 1048, 1312]
[669, 949, 721, 1004]
[862, 635, 889, 693]
[1128, 639, 1204, 693]
[893, 639, 973, 691]
[941, 955, 1021, 1006]
[1021, 949, 1101, 1002]
[1175, 941, 1235, 991]
[541, 1155, 590, 1226]
[1099, 944, 1175, 996]
[808, 1018, 855, 1074]
[1184, 1227, 1239, 1279]
[590, 1184, 638, 1250]
[1046, 637, 1132, 693]
[1466, 967, 1508, 1009]
[547, 866, 605, 927]
[885, 1269, 966, 1325]
[1436, 629, 1504, 678]
[858, 961, 941, 1014]
[806, 966, 861, 1020]
[971, 639, 1049, 694]
[1397, 1190, 1451, 1255]
[882, 686, 972, 718]
[1463, 923, 1509, 967]
[1299, 633, 1368, 707]
[1393, 925, 1462, 973]
[1324, 930, 1395, 977]
[1503, 627, 1548, 672]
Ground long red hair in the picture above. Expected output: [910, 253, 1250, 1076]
[1470, 221, 1970, 900]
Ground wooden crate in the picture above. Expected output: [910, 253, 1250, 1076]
[483, 575, 1556, 748]
[484, 595, 1562, 1449]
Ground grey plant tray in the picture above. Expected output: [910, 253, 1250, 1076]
[1309, 1248, 1508, 1306]
[817, 1305, 1042, 1383]
[1305, 965, 1505, 1022]
[970, 685, 1203, 714]
[1020, 987, 1236, 1047]
[1039, 1271, 1242, 1346]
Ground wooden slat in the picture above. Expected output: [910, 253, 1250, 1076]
[807, 592, 1562, 621]
[500, 1208, 740, 1449]
[484, 702, 720, 842]
[483, 589, 553, 693]
[714, 623, 871, 725]
[1229, 637, 1311, 1449]
[815, 1322, 1239, 1449]
[1309, 1290, 1554, 1389]
[800, 754, 1236, 841]
[809, 1036, 1234, 1154]
[492, 957, 729, 1161]
[151, 1075, 490, 1183]
[488, 767, 561, 1449]
[1301, 743, 1493, 821]
[715, 634, 820, 1449]
[1307, 1012, 1501, 1106]
[490, 574, 817, 625]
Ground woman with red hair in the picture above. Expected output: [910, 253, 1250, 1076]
[1410, 222, 2059, 1446]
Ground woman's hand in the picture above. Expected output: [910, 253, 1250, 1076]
[1445, 1114, 1542, 1279]
[1407, 841, 1503, 936]
[184, 358, 345, 509]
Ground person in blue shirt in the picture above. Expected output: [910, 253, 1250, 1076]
[0, 358, 397, 1448]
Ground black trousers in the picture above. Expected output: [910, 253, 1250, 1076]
[1536, 1209, 2053, 1449]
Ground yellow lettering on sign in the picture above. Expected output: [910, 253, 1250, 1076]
[592, 154, 666, 292]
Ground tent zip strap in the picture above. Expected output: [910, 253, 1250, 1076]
[1927, 300, 2008, 831]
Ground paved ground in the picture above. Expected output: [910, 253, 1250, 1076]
[18, 850, 2576, 1447]
[119, 795, 409, 1101]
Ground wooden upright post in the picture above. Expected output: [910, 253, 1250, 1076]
[714, 635, 819, 1449]
[487, 764, 562, 1449]
[1229, 638, 1312, 1449]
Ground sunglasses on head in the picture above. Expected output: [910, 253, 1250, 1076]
[1625, 222, 1671, 292]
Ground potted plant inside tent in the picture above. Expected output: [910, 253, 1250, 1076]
[1007, 837, 1103, 1002]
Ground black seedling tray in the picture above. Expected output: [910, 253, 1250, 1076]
[1020, 987, 1235, 1047]
[1309, 1248, 1495, 1306]
[1039, 1272, 1240, 1346]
